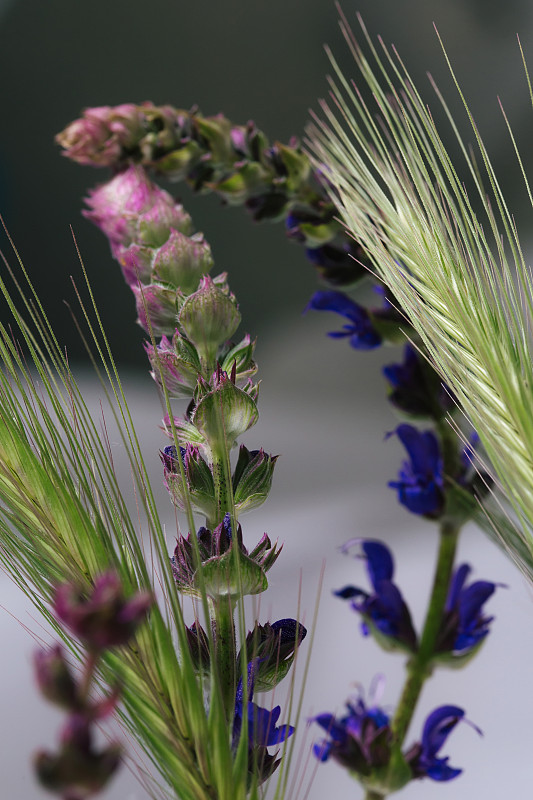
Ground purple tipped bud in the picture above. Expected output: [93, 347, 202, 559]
[161, 443, 217, 519]
[192, 367, 258, 449]
[145, 330, 201, 398]
[219, 334, 257, 386]
[53, 572, 152, 652]
[243, 618, 306, 691]
[232, 445, 278, 513]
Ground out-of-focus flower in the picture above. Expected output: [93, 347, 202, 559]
[383, 345, 455, 419]
[83, 165, 192, 254]
[53, 572, 152, 652]
[435, 564, 500, 656]
[306, 290, 381, 349]
[406, 705, 481, 782]
[388, 424, 444, 516]
[35, 714, 122, 798]
[335, 540, 417, 653]
[131, 283, 178, 336]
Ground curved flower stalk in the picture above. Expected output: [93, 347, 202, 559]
[306, 12, 533, 578]
[56, 103, 369, 286]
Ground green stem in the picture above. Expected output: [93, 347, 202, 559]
[364, 792, 385, 800]
[211, 595, 237, 720]
[391, 520, 460, 745]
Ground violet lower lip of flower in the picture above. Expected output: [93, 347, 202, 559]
[306, 290, 382, 349]
[388, 423, 445, 516]
[406, 705, 481, 782]
[335, 539, 417, 652]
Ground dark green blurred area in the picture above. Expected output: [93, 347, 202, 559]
[0, 0, 532, 364]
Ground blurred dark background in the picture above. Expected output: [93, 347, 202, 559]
[1, 0, 533, 365]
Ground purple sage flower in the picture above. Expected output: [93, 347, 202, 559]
[306, 290, 381, 349]
[388, 424, 445, 516]
[335, 540, 417, 652]
[436, 564, 501, 654]
[233, 659, 294, 748]
[406, 705, 481, 782]
[53, 572, 152, 652]
[313, 678, 392, 773]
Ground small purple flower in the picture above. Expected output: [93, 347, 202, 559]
[388, 424, 445, 516]
[313, 679, 392, 773]
[335, 540, 417, 652]
[53, 572, 152, 652]
[306, 290, 381, 349]
[407, 705, 481, 781]
[383, 345, 455, 419]
[436, 564, 500, 654]
[233, 659, 294, 782]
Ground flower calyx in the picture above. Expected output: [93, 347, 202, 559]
[336, 539, 417, 654]
[171, 514, 281, 599]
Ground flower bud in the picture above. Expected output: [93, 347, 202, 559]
[152, 230, 214, 293]
[233, 445, 278, 513]
[116, 243, 154, 286]
[185, 622, 211, 673]
[192, 368, 258, 449]
[132, 283, 178, 336]
[219, 334, 257, 385]
[145, 330, 201, 398]
[179, 276, 241, 363]
[161, 444, 217, 519]
[83, 165, 192, 254]
[34, 644, 80, 711]
[243, 619, 306, 692]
